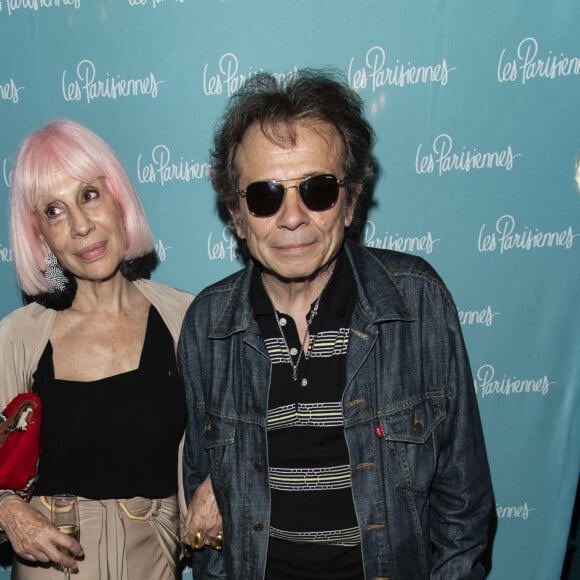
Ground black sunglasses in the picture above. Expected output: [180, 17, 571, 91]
[237, 174, 345, 217]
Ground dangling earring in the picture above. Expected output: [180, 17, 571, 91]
[43, 252, 68, 292]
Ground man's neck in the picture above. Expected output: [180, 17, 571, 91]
[261, 261, 336, 322]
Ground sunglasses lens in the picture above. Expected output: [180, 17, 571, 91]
[242, 174, 342, 217]
[245, 182, 285, 217]
[300, 174, 340, 211]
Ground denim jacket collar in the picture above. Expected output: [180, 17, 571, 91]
[208, 239, 414, 341]
[344, 239, 414, 325]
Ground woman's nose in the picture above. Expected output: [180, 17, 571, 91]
[69, 208, 95, 237]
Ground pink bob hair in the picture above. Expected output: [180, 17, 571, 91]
[10, 119, 155, 296]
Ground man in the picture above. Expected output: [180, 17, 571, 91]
[179, 69, 494, 579]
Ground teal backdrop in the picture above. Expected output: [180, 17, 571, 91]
[1, 1, 579, 579]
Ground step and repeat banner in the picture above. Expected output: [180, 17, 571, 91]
[1, 1, 579, 579]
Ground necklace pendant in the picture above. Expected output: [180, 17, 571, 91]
[292, 368, 298, 381]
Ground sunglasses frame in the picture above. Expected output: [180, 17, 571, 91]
[237, 174, 346, 217]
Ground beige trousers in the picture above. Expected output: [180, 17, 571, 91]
[12, 495, 181, 580]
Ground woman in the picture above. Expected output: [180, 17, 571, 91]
[0, 120, 205, 578]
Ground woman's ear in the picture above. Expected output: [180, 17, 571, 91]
[37, 235, 50, 255]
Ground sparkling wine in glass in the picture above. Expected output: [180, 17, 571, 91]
[50, 495, 79, 579]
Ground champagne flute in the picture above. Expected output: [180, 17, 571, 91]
[50, 494, 79, 579]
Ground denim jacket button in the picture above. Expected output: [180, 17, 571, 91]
[252, 401, 263, 413]
[254, 460, 264, 471]
[253, 521, 264, 531]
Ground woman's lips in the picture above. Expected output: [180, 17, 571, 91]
[77, 242, 106, 261]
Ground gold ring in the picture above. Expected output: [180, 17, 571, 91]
[208, 532, 223, 550]
[188, 531, 205, 549]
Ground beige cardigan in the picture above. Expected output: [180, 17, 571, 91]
[0, 279, 194, 517]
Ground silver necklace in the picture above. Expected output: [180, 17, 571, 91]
[262, 274, 326, 383]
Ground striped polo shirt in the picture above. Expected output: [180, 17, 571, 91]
[251, 248, 364, 579]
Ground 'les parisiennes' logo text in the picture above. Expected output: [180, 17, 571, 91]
[62, 59, 164, 104]
[415, 134, 521, 176]
[478, 215, 579, 254]
[498, 36, 580, 84]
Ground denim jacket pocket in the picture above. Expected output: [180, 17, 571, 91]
[380, 392, 446, 443]
[204, 414, 236, 490]
[378, 392, 447, 494]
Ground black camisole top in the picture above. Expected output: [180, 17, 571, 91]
[33, 306, 186, 499]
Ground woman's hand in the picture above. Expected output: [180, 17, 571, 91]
[0, 497, 83, 570]
[183, 476, 223, 548]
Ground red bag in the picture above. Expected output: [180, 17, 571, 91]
[0, 393, 41, 500]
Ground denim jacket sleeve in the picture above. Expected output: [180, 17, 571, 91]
[390, 273, 493, 580]
[426, 282, 494, 579]
[178, 303, 227, 579]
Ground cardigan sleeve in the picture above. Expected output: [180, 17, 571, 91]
[0, 303, 55, 408]
[0, 303, 55, 538]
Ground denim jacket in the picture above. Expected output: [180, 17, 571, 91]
[179, 240, 494, 580]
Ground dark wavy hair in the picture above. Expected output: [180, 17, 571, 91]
[210, 69, 377, 250]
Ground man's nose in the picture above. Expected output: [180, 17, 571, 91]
[276, 186, 309, 229]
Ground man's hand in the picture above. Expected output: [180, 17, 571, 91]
[0, 498, 83, 570]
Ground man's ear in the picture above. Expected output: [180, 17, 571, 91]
[228, 205, 247, 239]
[344, 181, 362, 228]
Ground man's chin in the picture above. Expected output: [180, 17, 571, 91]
[261, 257, 338, 285]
